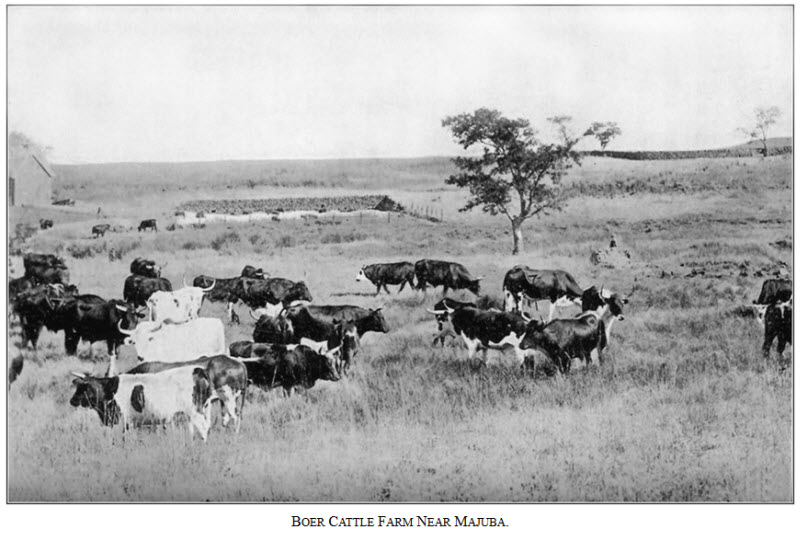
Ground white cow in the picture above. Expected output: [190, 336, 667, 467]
[118, 317, 226, 362]
[146, 278, 216, 324]
[70, 366, 215, 441]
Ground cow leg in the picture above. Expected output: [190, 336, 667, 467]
[398, 281, 407, 293]
[374, 284, 381, 296]
[64, 331, 80, 356]
[762, 331, 776, 359]
[383, 283, 391, 295]
[776, 334, 787, 358]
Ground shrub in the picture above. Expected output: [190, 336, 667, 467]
[182, 240, 204, 250]
[275, 235, 296, 248]
[211, 231, 240, 251]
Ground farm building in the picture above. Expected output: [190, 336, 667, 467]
[8, 145, 55, 207]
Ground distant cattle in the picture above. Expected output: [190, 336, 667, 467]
[237, 278, 313, 308]
[92, 224, 111, 238]
[39, 219, 53, 230]
[70, 366, 215, 441]
[123, 275, 173, 308]
[138, 219, 158, 232]
[130, 257, 162, 278]
[762, 299, 792, 360]
[118, 317, 226, 363]
[356, 262, 416, 295]
[503, 265, 583, 321]
[124, 354, 248, 433]
[414, 259, 482, 295]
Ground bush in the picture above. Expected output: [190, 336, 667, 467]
[211, 231, 240, 251]
[275, 235, 296, 248]
[182, 240, 204, 250]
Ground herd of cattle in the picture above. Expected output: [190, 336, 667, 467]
[7, 252, 793, 442]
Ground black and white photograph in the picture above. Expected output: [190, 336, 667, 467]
[4, 4, 793, 505]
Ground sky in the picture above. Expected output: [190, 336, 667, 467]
[6, 5, 794, 163]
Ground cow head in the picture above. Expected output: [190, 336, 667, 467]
[285, 282, 313, 304]
[359, 308, 389, 334]
[582, 286, 628, 321]
[70, 373, 120, 426]
[467, 277, 483, 295]
[355, 266, 368, 282]
[519, 320, 549, 351]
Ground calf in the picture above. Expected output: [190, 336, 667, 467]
[138, 219, 158, 232]
[70, 366, 215, 441]
[520, 313, 606, 374]
[92, 224, 111, 238]
[762, 299, 792, 360]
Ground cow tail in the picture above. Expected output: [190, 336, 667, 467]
[598, 319, 608, 352]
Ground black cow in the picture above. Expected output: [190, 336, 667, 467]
[123, 354, 248, 432]
[238, 278, 313, 308]
[92, 224, 111, 238]
[427, 298, 497, 347]
[234, 344, 340, 395]
[415, 259, 482, 295]
[138, 219, 157, 232]
[193, 274, 254, 322]
[50, 295, 142, 356]
[11, 284, 80, 349]
[130, 257, 161, 278]
[241, 265, 269, 279]
[284, 304, 388, 337]
[520, 313, 607, 374]
[23, 253, 69, 284]
[755, 279, 792, 305]
[503, 265, 584, 321]
[282, 307, 360, 372]
[39, 219, 53, 230]
[579, 286, 629, 342]
[356, 262, 416, 295]
[762, 300, 792, 360]
[123, 275, 173, 308]
[253, 314, 295, 344]
[9, 276, 37, 300]
[430, 305, 531, 366]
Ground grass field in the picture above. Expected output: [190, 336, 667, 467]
[7, 154, 792, 502]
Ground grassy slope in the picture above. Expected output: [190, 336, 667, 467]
[8, 155, 793, 502]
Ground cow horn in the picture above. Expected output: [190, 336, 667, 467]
[372, 307, 383, 313]
[475, 276, 485, 281]
[249, 309, 260, 320]
[182, 275, 189, 288]
[117, 319, 133, 336]
[70, 371, 88, 379]
[115, 304, 128, 312]
[201, 279, 216, 292]
[426, 309, 446, 314]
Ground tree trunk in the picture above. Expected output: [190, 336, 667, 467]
[511, 220, 523, 255]
[761, 138, 769, 157]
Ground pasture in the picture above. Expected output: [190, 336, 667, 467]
[7, 154, 792, 502]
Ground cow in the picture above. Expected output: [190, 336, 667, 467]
[146, 278, 216, 324]
[130, 257, 162, 278]
[283, 307, 360, 372]
[92, 224, 111, 238]
[519, 313, 607, 374]
[117, 317, 227, 363]
[39, 219, 53, 230]
[753, 279, 792, 325]
[122, 354, 247, 433]
[70, 366, 215, 441]
[49, 295, 143, 357]
[241, 265, 269, 279]
[193, 274, 253, 322]
[503, 265, 584, 321]
[237, 277, 313, 309]
[138, 219, 158, 232]
[429, 305, 532, 366]
[356, 262, 416, 295]
[23, 253, 69, 285]
[762, 299, 792, 360]
[428, 298, 479, 347]
[414, 259, 482, 295]
[9, 276, 37, 300]
[123, 275, 173, 308]
[283, 304, 389, 338]
[252, 314, 295, 345]
[578, 286, 629, 343]
[11, 284, 81, 349]
[233, 344, 340, 395]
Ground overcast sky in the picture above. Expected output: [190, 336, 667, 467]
[7, 5, 793, 163]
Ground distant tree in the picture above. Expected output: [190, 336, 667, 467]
[442, 108, 588, 255]
[584, 122, 622, 151]
[739, 107, 780, 157]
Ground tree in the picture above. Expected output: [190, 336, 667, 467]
[8, 130, 52, 156]
[739, 106, 780, 157]
[583, 121, 622, 151]
[442, 108, 587, 255]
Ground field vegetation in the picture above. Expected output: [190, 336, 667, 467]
[7, 154, 792, 501]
